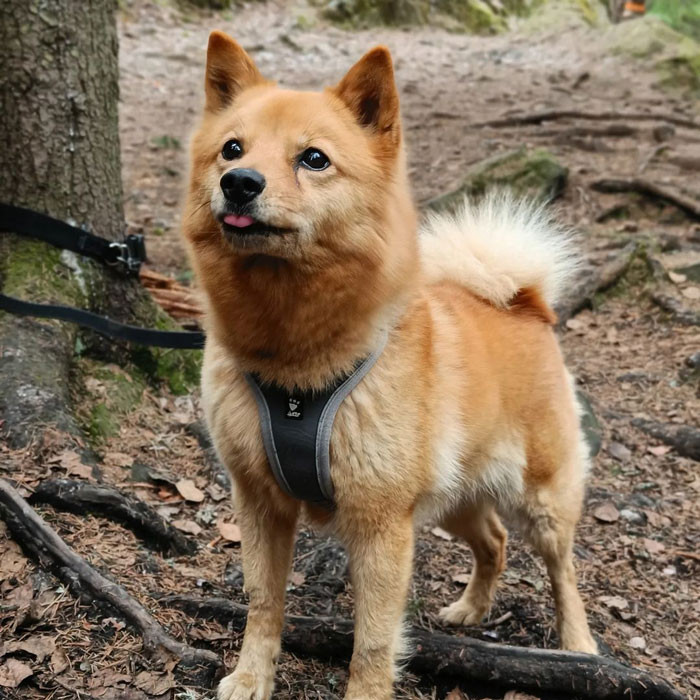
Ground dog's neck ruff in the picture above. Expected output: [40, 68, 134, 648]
[245, 331, 388, 509]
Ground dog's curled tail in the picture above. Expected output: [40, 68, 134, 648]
[419, 191, 578, 321]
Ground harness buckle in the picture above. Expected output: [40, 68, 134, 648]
[108, 234, 146, 276]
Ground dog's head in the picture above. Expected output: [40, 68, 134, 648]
[186, 31, 413, 263]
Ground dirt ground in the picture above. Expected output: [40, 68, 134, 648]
[1, 1, 699, 699]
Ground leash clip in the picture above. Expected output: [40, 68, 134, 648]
[108, 234, 146, 276]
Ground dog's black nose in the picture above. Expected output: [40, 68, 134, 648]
[220, 168, 266, 206]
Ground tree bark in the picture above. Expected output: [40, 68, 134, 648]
[0, 0, 124, 446]
[0, 0, 192, 447]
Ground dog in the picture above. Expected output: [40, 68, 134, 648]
[183, 31, 598, 700]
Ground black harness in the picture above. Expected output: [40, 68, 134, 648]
[245, 332, 388, 509]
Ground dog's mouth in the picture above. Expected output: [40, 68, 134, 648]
[220, 213, 295, 239]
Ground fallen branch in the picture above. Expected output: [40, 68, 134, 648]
[0, 478, 221, 675]
[631, 419, 700, 462]
[470, 110, 699, 131]
[161, 595, 684, 700]
[30, 478, 196, 555]
[555, 242, 638, 324]
[590, 179, 700, 220]
[651, 294, 700, 327]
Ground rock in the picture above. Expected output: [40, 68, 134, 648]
[433, 0, 506, 34]
[605, 16, 700, 97]
[607, 441, 632, 462]
[675, 262, 700, 283]
[518, 0, 609, 33]
[427, 147, 568, 213]
[620, 508, 646, 525]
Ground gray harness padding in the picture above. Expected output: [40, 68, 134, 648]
[245, 332, 388, 509]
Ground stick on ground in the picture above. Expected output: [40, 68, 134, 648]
[161, 594, 685, 700]
[590, 178, 700, 220]
[0, 478, 221, 674]
[470, 109, 699, 131]
[30, 478, 196, 555]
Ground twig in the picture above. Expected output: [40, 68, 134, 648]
[470, 110, 699, 131]
[481, 610, 513, 629]
[590, 178, 700, 220]
[30, 478, 196, 555]
[160, 594, 685, 700]
[673, 550, 700, 562]
[0, 478, 221, 673]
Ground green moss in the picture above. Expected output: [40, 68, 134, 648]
[428, 147, 568, 212]
[89, 402, 120, 441]
[1, 237, 88, 306]
[75, 360, 148, 442]
[128, 298, 201, 395]
[519, 0, 607, 32]
[434, 0, 506, 33]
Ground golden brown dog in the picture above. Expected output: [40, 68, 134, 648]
[183, 31, 598, 700]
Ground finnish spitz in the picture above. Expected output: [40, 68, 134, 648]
[183, 31, 597, 700]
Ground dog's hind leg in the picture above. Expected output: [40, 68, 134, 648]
[217, 480, 299, 700]
[343, 513, 414, 700]
[519, 474, 598, 654]
[438, 504, 507, 626]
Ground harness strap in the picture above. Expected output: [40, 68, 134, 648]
[245, 331, 388, 509]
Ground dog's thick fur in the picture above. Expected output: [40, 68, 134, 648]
[183, 32, 597, 700]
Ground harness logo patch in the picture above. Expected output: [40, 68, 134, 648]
[286, 396, 303, 420]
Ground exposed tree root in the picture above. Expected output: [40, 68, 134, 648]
[0, 478, 221, 677]
[590, 179, 700, 220]
[469, 110, 699, 131]
[631, 419, 700, 462]
[651, 293, 700, 327]
[30, 478, 196, 555]
[555, 242, 637, 324]
[161, 594, 685, 700]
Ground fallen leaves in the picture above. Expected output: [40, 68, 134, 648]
[0, 658, 33, 688]
[593, 502, 620, 523]
[599, 595, 629, 610]
[175, 479, 205, 503]
[217, 519, 241, 543]
[133, 670, 175, 695]
[642, 538, 665, 555]
[172, 519, 202, 535]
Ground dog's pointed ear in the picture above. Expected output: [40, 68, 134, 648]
[333, 46, 400, 144]
[205, 31, 266, 111]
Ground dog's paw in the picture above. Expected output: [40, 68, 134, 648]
[438, 600, 487, 627]
[217, 670, 273, 700]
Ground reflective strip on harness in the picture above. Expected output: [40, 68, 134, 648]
[245, 331, 388, 509]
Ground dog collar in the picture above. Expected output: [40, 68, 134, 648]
[245, 330, 388, 509]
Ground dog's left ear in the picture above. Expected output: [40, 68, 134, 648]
[333, 46, 400, 146]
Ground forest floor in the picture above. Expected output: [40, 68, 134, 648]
[1, 1, 698, 699]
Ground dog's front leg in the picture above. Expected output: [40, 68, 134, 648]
[218, 482, 299, 700]
[344, 514, 414, 700]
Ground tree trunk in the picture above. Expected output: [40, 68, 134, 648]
[0, 0, 125, 447]
[0, 0, 198, 448]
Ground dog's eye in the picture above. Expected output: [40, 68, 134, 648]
[299, 148, 330, 171]
[222, 139, 243, 161]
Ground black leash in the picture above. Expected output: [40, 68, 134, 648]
[0, 203, 205, 349]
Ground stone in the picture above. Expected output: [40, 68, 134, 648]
[427, 147, 568, 213]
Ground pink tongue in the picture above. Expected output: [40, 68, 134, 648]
[223, 214, 255, 228]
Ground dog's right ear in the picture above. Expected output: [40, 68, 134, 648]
[205, 31, 266, 111]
